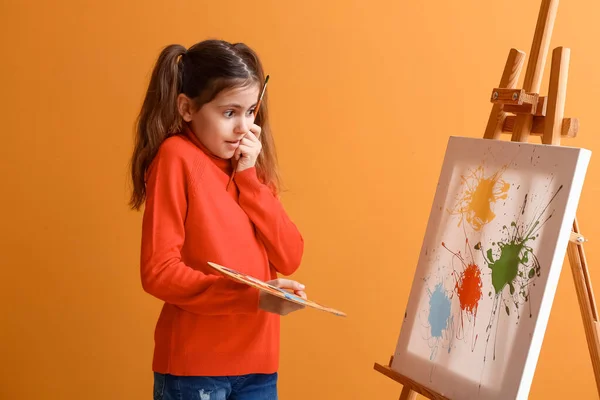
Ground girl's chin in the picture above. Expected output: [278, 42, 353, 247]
[225, 150, 236, 159]
[219, 149, 236, 160]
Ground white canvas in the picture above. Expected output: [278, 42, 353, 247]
[391, 136, 591, 399]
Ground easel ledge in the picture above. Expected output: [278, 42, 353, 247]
[374, 356, 448, 400]
[374, 0, 600, 398]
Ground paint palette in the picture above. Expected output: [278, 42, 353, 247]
[206, 262, 346, 317]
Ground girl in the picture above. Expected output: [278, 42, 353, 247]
[129, 39, 306, 400]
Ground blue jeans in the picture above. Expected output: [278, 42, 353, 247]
[153, 372, 278, 400]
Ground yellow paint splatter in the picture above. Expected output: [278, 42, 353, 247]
[449, 165, 510, 231]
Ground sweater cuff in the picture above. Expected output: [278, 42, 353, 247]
[224, 279, 261, 313]
[234, 167, 262, 194]
[244, 287, 261, 313]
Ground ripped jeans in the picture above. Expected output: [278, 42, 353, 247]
[153, 372, 278, 400]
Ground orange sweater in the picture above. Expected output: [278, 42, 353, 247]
[140, 125, 304, 376]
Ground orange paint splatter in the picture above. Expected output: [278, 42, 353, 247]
[441, 240, 481, 351]
[450, 165, 510, 231]
[456, 264, 483, 315]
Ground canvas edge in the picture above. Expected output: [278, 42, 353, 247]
[390, 135, 458, 373]
[515, 148, 592, 399]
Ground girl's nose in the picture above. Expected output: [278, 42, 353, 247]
[234, 118, 248, 134]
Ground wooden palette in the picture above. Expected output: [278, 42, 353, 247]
[206, 262, 346, 317]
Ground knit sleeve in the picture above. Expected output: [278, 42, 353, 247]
[234, 167, 304, 276]
[140, 138, 260, 315]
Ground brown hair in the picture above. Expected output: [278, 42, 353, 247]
[128, 40, 279, 210]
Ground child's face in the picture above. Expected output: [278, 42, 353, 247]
[183, 84, 260, 160]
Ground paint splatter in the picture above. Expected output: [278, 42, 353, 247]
[449, 165, 511, 231]
[442, 240, 482, 350]
[457, 264, 483, 314]
[420, 280, 455, 364]
[486, 235, 538, 298]
[428, 283, 452, 338]
[475, 184, 563, 361]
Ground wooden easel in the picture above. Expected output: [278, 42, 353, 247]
[374, 0, 600, 398]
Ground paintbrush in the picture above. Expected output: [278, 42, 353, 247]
[226, 75, 270, 190]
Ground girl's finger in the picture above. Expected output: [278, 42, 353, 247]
[245, 129, 260, 142]
[249, 124, 262, 139]
[240, 137, 253, 146]
[237, 144, 251, 157]
[271, 279, 305, 291]
[238, 143, 260, 157]
[295, 290, 307, 300]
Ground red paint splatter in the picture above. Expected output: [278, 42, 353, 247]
[441, 240, 481, 350]
[455, 264, 482, 315]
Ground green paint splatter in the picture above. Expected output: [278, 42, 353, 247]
[477, 185, 563, 308]
[475, 184, 563, 362]
[487, 221, 540, 297]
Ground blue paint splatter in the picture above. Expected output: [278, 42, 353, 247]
[428, 283, 452, 338]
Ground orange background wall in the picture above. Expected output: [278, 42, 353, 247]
[2, 0, 600, 399]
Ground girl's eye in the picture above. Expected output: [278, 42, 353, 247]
[247, 108, 256, 116]
[224, 110, 234, 118]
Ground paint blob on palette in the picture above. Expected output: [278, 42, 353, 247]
[206, 262, 346, 317]
[391, 137, 591, 400]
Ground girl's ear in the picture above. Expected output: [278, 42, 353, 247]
[177, 94, 195, 122]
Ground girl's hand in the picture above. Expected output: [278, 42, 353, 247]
[259, 278, 307, 316]
[234, 124, 262, 172]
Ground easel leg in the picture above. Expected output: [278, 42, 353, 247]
[538, 25, 600, 395]
[567, 218, 600, 394]
[399, 387, 417, 400]
[510, 0, 559, 142]
[483, 48, 525, 140]
[542, 46, 570, 145]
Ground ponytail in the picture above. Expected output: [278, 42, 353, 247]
[129, 44, 186, 210]
[129, 39, 282, 208]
